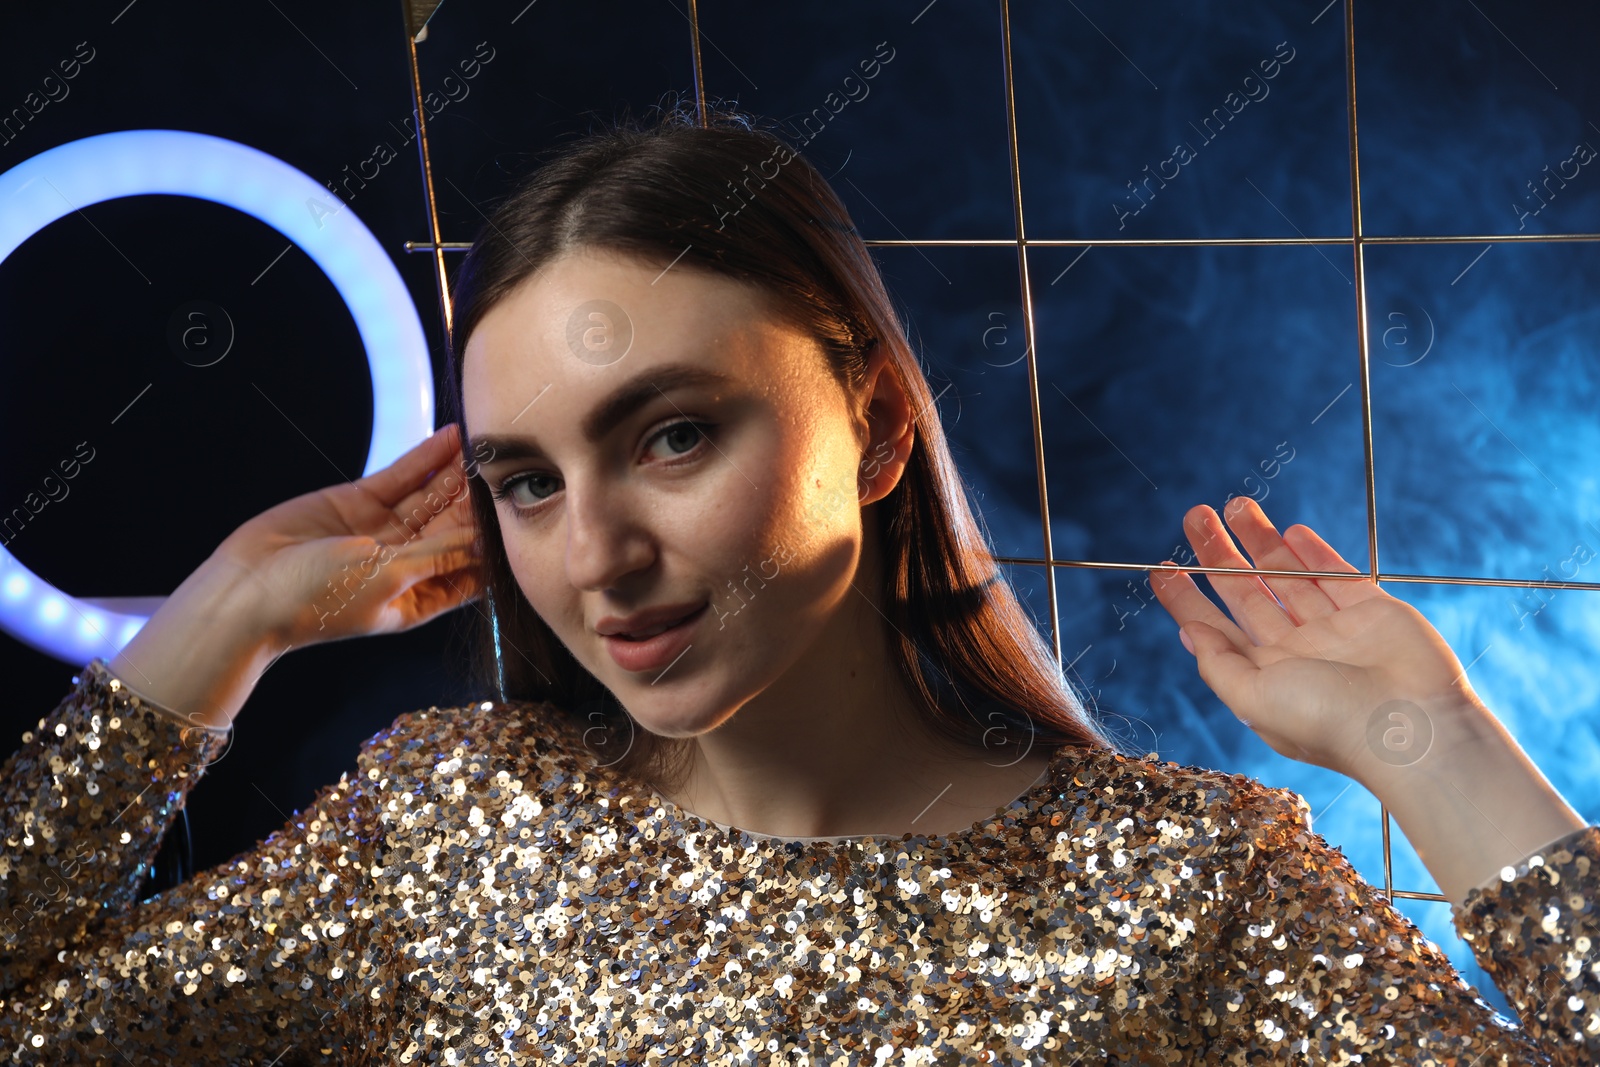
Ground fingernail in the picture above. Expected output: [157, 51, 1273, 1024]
[1178, 626, 1195, 655]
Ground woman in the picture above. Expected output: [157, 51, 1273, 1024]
[0, 104, 1593, 1065]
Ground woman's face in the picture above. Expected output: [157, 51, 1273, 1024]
[462, 247, 880, 740]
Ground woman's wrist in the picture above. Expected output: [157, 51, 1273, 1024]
[1351, 694, 1586, 905]
[106, 555, 288, 732]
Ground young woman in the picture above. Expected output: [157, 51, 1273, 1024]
[0, 104, 1593, 1065]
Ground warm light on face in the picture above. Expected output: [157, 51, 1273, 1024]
[0, 129, 433, 664]
[462, 249, 869, 740]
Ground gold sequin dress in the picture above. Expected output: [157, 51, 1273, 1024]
[0, 658, 1596, 1065]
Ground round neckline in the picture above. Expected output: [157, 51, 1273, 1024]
[648, 742, 1079, 848]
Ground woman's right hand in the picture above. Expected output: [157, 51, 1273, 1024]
[108, 423, 486, 730]
[209, 421, 484, 651]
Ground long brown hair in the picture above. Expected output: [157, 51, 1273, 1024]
[441, 100, 1125, 789]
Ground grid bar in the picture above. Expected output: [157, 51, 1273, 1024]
[407, 231, 1600, 253]
[993, 557, 1600, 594]
[402, 9, 454, 337]
[1362, 232, 1600, 243]
[687, 0, 707, 127]
[997, 0, 1063, 668]
[1336, 0, 1400, 903]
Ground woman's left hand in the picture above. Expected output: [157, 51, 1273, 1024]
[1147, 496, 1484, 780]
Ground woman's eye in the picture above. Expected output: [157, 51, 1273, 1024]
[492, 473, 558, 511]
[490, 421, 711, 518]
[648, 421, 707, 459]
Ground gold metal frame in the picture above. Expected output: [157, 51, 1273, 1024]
[399, 1, 1597, 905]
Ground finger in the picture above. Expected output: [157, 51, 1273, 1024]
[1147, 559, 1256, 654]
[1181, 620, 1262, 716]
[401, 524, 482, 576]
[387, 565, 486, 634]
[387, 555, 493, 634]
[383, 455, 479, 546]
[354, 528, 482, 609]
[1280, 522, 1384, 610]
[1175, 504, 1297, 646]
[1219, 496, 1338, 624]
[354, 424, 464, 510]
[407, 567, 487, 624]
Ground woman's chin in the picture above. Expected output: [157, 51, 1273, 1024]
[625, 697, 740, 741]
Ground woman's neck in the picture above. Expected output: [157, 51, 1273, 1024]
[649, 520, 1053, 840]
[656, 713, 1056, 841]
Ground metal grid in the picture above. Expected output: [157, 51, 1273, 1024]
[400, 0, 1600, 904]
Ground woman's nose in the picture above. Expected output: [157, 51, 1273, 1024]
[563, 482, 655, 591]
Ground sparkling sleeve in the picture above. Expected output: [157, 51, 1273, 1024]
[1452, 822, 1600, 1058]
[1199, 783, 1600, 1065]
[0, 658, 389, 1066]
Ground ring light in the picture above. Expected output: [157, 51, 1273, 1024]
[0, 129, 434, 664]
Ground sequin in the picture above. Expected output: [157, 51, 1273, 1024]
[0, 657, 1594, 1065]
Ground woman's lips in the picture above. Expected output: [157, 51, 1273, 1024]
[602, 603, 708, 673]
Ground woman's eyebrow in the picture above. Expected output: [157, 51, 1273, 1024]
[468, 363, 735, 463]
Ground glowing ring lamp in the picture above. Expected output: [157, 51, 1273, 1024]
[0, 130, 434, 665]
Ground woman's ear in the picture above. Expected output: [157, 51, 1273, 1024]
[855, 342, 917, 507]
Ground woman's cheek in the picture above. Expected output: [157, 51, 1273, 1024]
[793, 463, 861, 547]
[502, 535, 560, 625]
